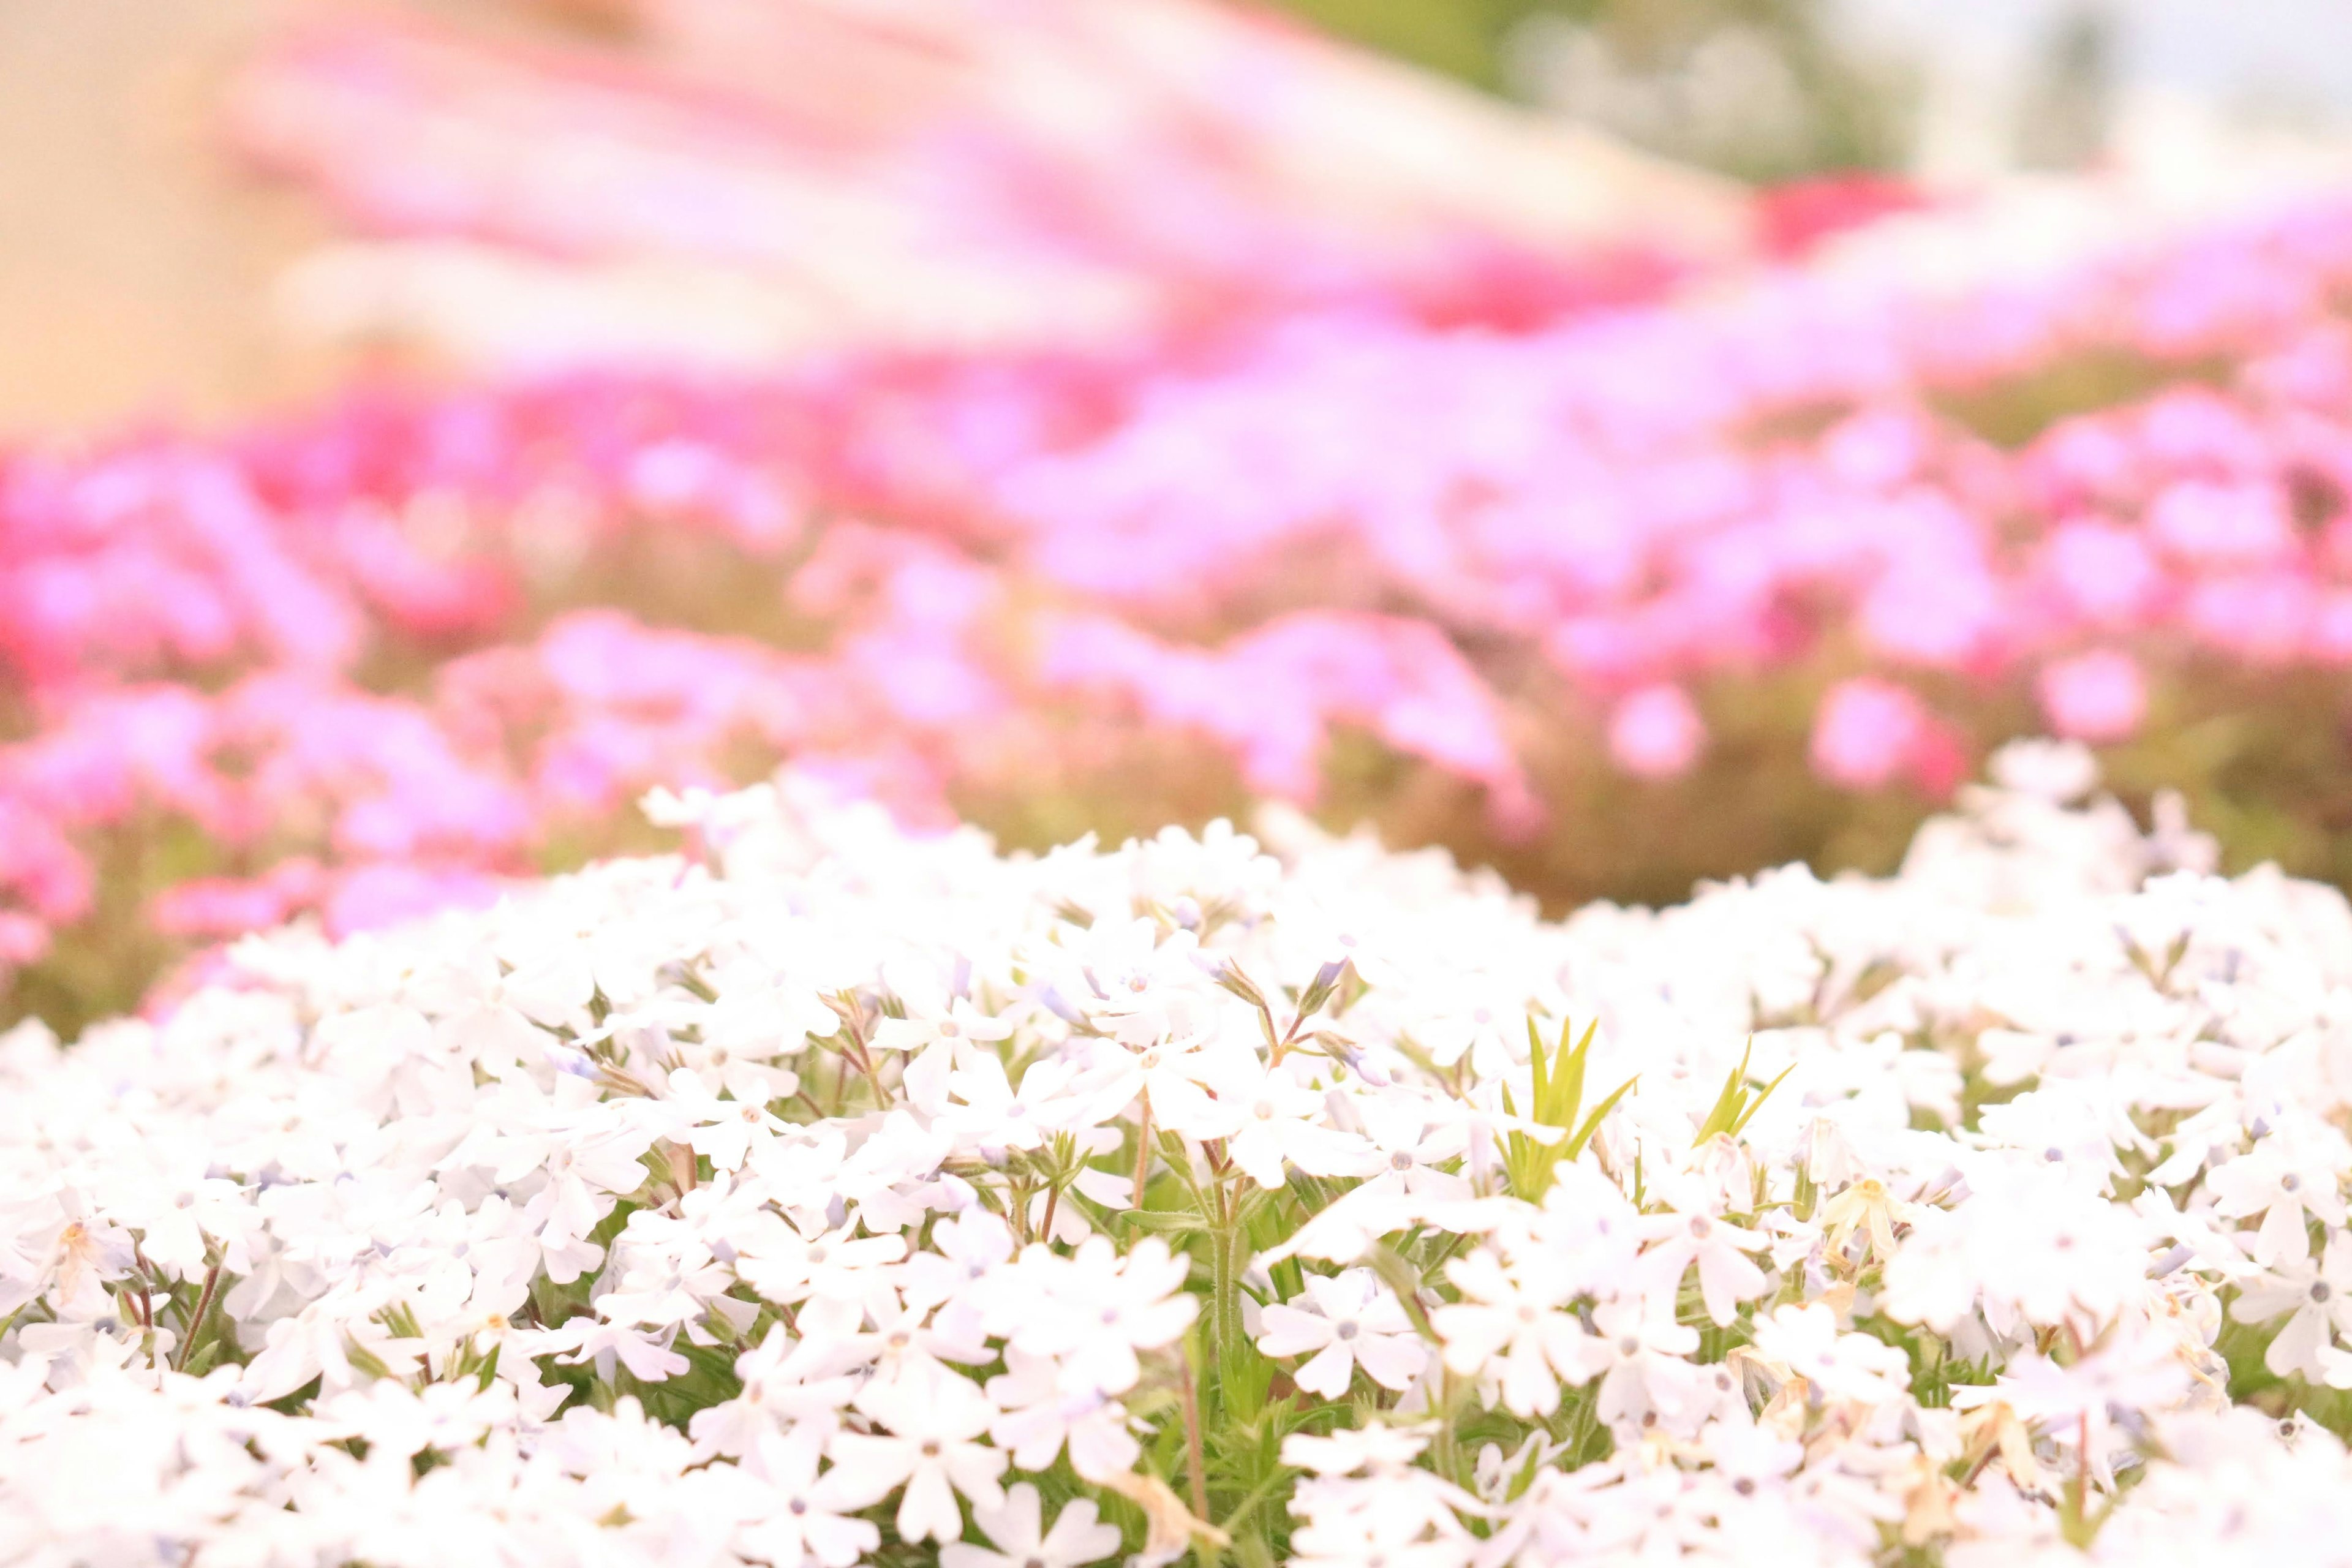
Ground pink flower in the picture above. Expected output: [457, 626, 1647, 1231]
[2183, 572, 2316, 664]
[2039, 520, 2165, 629]
[1607, 685, 1706, 779]
[1809, 677, 1930, 791]
[1041, 610, 1536, 828]
[149, 877, 299, 940]
[0, 912, 50, 967]
[2021, 415, 2142, 512]
[2309, 592, 2352, 666]
[2145, 480, 2294, 567]
[2036, 650, 2147, 744]
[0, 799, 94, 925]
[1856, 562, 2002, 671]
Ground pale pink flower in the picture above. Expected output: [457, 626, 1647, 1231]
[1606, 684, 1706, 780]
[1809, 677, 1928, 790]
[2036, 650, 2148, 743]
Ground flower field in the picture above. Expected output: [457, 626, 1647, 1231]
[11, 183, 2352, 1029]
[11, 0, 2352, 1562]
[9, 747, 2352, 1566]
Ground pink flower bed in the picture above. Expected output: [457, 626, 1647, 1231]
[8, 189, 2352, 1022]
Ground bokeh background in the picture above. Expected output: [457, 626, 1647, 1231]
[10, 0, 2352, 439]
[8, 0, 2352, 1033]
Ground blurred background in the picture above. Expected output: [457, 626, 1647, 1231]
[1295, 0, 2352, 180]
[11, 0, 2352, 1030]
[9, 0, 2352, 440]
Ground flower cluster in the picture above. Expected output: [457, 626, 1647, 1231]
[0, 398, 973, 1014]
[17, 184, 2352, 1019]
[8, 742, 2352, 1563]
[12, 1, 2352, 1023]
[997, 202, 2352, 762]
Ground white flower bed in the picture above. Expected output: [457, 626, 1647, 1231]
[7, 744, 2352, 1566]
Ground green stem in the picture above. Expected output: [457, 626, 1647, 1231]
[1178, 1335, 1214, 1565]
[1217, 1462, 1295, 1539]
[1435, 1370, 1466, 1485]
[1212, 1184, 1246, 1389]
[1566, 1387, 1599, 1464]
[1132, 1091, 1155, 1208]
[173, 1261, 223, 1373]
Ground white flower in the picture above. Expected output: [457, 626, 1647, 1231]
[1747, 1303, 1910, 1405]
[1411, 992, 1529, 1080]
[943, 1482, 1123, 1568]
[1256, 1267, 1427, 1396]
[872, 974, 1014, 1112]
[1636, 1207, 1770, 1327]
[1432, 1249, 1602, 1417]
[549, 1317, 691, 1384]
[736, 1428, 881, 1568]
[940, 1055, 1096, 1157]
[13, 747, 2352, 1564]
[24, 1212, 135, 1320]
[1350, 1095, 1473, 1206]
[730, 1213, 905, 1324]
[690, 1326, 860, 1458]
[1280, 1422, 1436, 1476]
[2231, 1235, 2352, 1382]
[897, 1207, 1016, 1347]
[827, 1376, 1008, 1544]
[1588, 1298, 1701, 1436]
[1206, 1057, 1376, 1189]
[661, 1068, 791, 1172]
[1003, 1237, 1196, 1397]
[2208, 1134, 2347, 1266]
[985, 1349, 1142, 1481]
[1063, 917, 1215, 1050]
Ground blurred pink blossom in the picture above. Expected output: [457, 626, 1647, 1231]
[1810, 678, 1934, 792]
[2, 175, 2352, 1005]
[322, 862, 504, 937]
[2036, 650, 2149, 744]
[1607, 685, 1706, 780]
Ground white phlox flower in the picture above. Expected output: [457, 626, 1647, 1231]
[6, 750, 2352, 1564]
[1255, 1267, 1427, 1396]
[827, 1375, 1008, 1544]
[943, 1481, 1124, 1568]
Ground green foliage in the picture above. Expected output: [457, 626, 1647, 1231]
[1501, 1016, 1636, 1202]
[1261, 0, 1908, 179]
[1691, 1037, 1792, 1144]
[1266, 0, 1525, 87]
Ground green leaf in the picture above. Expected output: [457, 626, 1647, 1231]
[1566, 1073, 1638, 1161]
[1504, 1017, 1632, 1204]
[1692, 1039, 1794, 1145]
[1730, 1065, 1793, 1139]
[1217, 1331, 1274, 1423]
[1120, 1207, 1215, 1235]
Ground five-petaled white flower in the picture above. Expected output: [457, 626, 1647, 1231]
[1256, 1267, 1428, 1396]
